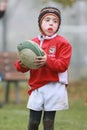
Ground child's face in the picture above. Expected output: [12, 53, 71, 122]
[41, 14, 59, 36]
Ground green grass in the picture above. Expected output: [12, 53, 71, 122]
[55, 101, 87, 130]
[0, 81, 87, 130]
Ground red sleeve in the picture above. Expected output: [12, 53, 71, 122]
[15, 60, 29, 73]
[46, 42, 72, 72]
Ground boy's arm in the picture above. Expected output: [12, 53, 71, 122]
[15, 60, 29, 73]
[46, 43, 72, 72]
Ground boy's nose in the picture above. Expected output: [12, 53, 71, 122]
[49, 21, 53, 26]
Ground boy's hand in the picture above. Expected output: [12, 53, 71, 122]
[18, 60, 28, 68]
[34, 54, 47, 68]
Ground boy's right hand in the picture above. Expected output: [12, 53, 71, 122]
[18, 60, 28, 68]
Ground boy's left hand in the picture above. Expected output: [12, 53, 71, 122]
[34, 54, 47, 68]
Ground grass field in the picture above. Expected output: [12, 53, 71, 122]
[0, 80, 87, 130]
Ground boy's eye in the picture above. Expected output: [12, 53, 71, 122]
[45, 19, 50, 22]
[53, 20, 57, 23]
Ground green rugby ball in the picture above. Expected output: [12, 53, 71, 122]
[17, 40, 45, 69]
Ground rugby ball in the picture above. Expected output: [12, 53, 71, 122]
[17, 40, 45, 69]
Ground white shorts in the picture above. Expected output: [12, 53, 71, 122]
[27, 82, 69, 111]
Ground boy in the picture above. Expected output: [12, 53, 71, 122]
[15, 7, 72, 130]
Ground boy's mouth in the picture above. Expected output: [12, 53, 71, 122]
[48, 28, 53, 33]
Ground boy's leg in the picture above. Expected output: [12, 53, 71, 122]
[43, 111, 56, 130]
[28, 109, 42, 130]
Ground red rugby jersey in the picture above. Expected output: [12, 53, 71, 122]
[15, 34, 72, 95]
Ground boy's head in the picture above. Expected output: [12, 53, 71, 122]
[38, 7, 61, 36]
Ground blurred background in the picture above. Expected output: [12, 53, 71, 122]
[0, 1, 87, 130]
[0, 0, 87, 81]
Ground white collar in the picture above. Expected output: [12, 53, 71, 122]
[38, 33, 57, 41]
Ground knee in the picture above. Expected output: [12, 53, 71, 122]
[30, 120, 40, 126]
